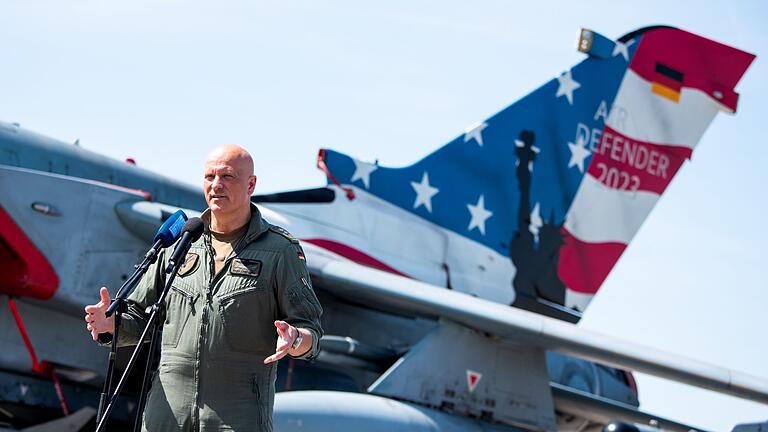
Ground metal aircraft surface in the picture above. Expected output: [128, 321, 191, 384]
[0, 26, 762, 431]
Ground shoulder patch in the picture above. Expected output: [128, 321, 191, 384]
[178, 252, 200, 277]
[269, 225, 300, 244]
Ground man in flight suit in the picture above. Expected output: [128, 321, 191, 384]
[85, 145, 323, 431]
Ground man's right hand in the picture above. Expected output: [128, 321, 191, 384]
[84, 287, 115, 341]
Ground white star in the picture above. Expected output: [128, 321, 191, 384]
[411, 172, 439, 213]
[350, 158, 377, 189]
[467, 195, 493, 235]
[567, 137, 591, 173]
[529, 202, 542, 239]
[612, 39, 634, 61]
[555, 70, 581, 105]
[464, 121, 488, 147]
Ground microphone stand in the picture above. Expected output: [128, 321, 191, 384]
[96, 239, 163, 425]
[95, 240, 189, 432]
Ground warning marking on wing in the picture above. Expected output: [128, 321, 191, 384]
[466, 369, 482, 393]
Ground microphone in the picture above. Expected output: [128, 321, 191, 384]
[152, 210, 188, 249]
[105, 210, 189, 317]
[167, 218, 205, 272]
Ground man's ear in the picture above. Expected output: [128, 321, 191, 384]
[248, 175, 257, 195]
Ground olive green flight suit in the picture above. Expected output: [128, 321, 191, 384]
[115, 205, 323, 431]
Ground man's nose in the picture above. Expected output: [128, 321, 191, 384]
[211, 177, 225, 190]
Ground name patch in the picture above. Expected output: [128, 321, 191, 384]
[231, 258, 262, 277]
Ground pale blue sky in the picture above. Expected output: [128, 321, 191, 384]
[1, 1, 766, 430]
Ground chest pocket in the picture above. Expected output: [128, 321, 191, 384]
[217, 257, 276, 354]
[218, 257, 266, 297]
[162, 281, 199, 349]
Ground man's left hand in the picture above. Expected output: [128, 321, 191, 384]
[264, 320, 298, 364]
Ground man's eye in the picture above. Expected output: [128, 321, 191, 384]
[223, 175, 234, 179]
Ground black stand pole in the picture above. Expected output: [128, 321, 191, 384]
[131, 302, 164, 432]
[96, 240, 162, 425]
[95, 242, 189, 432]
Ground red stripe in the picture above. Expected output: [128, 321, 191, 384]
[7, 298, 44, 373]
[0, 206, 59, 299]
[7, 299, 70, 415]
[587, 126, 691, 194]
[557, 227, 626, 294]
[49, 369, 71, 415]
[301, 238, 409, 278]
[630, 28, 755, 111]
[624, 371, 639, 396]
[316, 149, 356, 201]
[66, 175, 151, 201]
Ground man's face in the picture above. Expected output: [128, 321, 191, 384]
[203, 154, 256, 215]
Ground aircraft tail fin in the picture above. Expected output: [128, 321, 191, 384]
[317, 27, 754, 319]
[557, 28, 754, 311]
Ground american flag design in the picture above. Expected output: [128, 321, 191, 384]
[317, 27, 754, 317]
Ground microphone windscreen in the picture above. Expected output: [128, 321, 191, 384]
[182, 217, 205, 242]
[153, 210, 188, 247]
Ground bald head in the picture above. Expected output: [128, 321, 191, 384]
[203, 145, 257, 226]
[205, 144, 254, 177]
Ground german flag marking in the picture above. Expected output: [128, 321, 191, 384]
[651, 62, 684, 103]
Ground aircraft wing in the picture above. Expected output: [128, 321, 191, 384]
[106, 200, 768, 405]
[304, 244, 768, 406]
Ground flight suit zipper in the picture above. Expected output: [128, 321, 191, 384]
[193, 235, 219, 432]
[193, 230, 256, 430]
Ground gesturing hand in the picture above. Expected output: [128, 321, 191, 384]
[84, 287, 115, 341]
[263, 320, 298, 364]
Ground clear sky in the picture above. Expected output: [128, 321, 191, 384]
[1, 1, 766, 430]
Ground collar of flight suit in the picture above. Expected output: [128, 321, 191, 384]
[200, 203, 271, 247]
